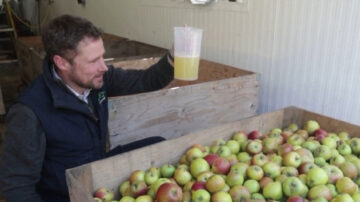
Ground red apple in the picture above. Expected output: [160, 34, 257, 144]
[94, 187, 114, 201]
[211, 157, 231, 175]
[191, 181, 206, 191]
[203, 154, 219, 166]
[156, 182, 183, 202]
[287, 196, 306, 202]
[248, 130, 262, 140]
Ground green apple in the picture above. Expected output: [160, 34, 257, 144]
[174, 168, 192, 186]
[286, 123, 299, 132]
[323, 165, 344, 184]
[302, 139, 320, 152]
[119, 180, 131, 196]
[192, 189, 211, 202]
[338, 131, 350, 142]
[263, 137, 280, 154]
[229, 185, 251, 202]
[336, 177, 358, 195]
[281, 166, 299, 177]
[262, 161, 281, 179]
[129, 170, 145, 184]
[352, 192, 360, 202]
[246, 165, 264, 180]
[119, 196, 135, 202]
[295, 148, 314, 163]
[314, 157, 327, 167]
[263, 181, 282, 200]
[337, 143, 352, 156]
[135, 195, 153, 202]
[326, 183, 338, 198]
[283, 151, 302, 167]
[226, 140, 240, 154]
[251, 193, 265, 200]
[211, 191, 232, 202]
[226, 170, 244, 187]
[330, 154, 346, 167]
[243, 179, 260, 194]
[230, 162, 248, 176]
[287, 134, 305, 146]
[205, 174, 225, 193]
[322, 136, 337, 149]
[160, 164, 175, 178]
[216, 145, 232, 157]
[144, 167, 160, 185]
[333, 193, 354, 202]
[313, 145, 332, 160]
[196, 170, 214, 182]
[232, 131, 248, 144]
[308, 184, 332, 201]
[237, 152, 251, 164]
[282, 176, 307, 197]
[186, 147, 204, 162]
[304, 120, 320, 134]
[246, 140, 263, 155]
[340, 162, 358, 179]
[190, 158, 210, 178]
[306, 167, 328, 187]
[251, 153, 269, 167]
[350, 138, 360, 154]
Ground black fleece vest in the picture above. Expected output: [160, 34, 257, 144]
[18, 60, 109, 201]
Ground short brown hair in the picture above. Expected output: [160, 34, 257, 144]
[42, 15, 103, 62]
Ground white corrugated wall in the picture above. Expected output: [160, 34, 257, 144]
[42, 0, 360, 125]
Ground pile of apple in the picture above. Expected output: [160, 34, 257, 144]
[94, 120, 360, 202]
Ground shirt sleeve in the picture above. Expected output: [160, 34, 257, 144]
[0, 103, 46, 202]
[104, 54, 174, 97]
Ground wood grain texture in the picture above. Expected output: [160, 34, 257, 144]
[66, 106, 360, 202]
[108, 58, 259, 148]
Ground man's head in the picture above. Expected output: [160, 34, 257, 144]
[42, 15, 108, 93]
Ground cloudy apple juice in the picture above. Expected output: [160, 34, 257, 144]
[174, 56, 200, 81]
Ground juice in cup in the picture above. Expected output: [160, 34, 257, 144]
[174, 27, 203, 81]
[174, 55, 200, 80]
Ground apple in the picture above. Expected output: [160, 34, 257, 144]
[269, 128, 282, 136]
[226, 140, 240, 154]
[191, 181, 206, 191]
[350, 138, 360, 154]
[281, 131, 294, 142]
[301, 139, 320, 152]
[336, 177, 358, 195]
[298, 162, 316, 174]
[262, 161, 281, 178]
[333, 193, 355, 202]
[340, 162, 358, 179]
[246, 140, 263, 155]
[281, 166, 299, 177]
[287, 196, 306, 202]
[229, 185, 251, 201]
[263, 181, 283, 200]
[298, 174, 307, 185]
[230, 162, 248, 176]
[160, 164, 176, 178]
[295, 148, 314, 163]
[205, 174, 225, 193]
[282, 177, 307, 197]
[186, 147, 204, 162]
[196, 170, 214, 182]
[192, 189, 210, 202]
[145, 167, 160, 185]
[226, 170, 244, 187]
[246, 165, 264, 180]
[277, 143, 294, 156]
[94, 187, 115, 201]
[263, 137, 281, 154]
[216, 145, 232, 157]
[232, 131, 248, 143]
[203, 154, 219, 166]
[307, 184, 332, 201]
[119, 196, 136, 202]
[181, 191, 191, 202]
[243, 179, 260, 194]
[306, 167, 328, 187]
[313, 129, 328, 141]
[322, 136, 337, 149]
[182, 181, 194, 192]
[156, 182, 182, 202]
[211, 191, 232, 202]
[237, 152, 251, 164]
[286, 123, 299, 132]
[326, 183, 338, 198]
[120, 180, 131, 196]
[337, 142, 352, 156]
[190, 144, 207, 153]
[190, 158, 210, 178]
[338, 131, 350, 142]
[135, 195, 152, 202]
[210, 138, 226, 147]
[174, 168, 192, 186]
[352, 192, 360, 202]
[94, 197, 102, 202]
[330, 154, 346, 167]
[248, 130, 262, 140]
[268, 153, 282, 165]
[283, 151, 301, 167]
[130, 170, 145, 184]
[304, 120, 320, 134]
[287, 134, 305, 146]
[295, 129, 309, 140]
[259, 177, 273, 189]
[313, 145, 332, 160]
[226, 154, 238, 165]
[251, 153, 269, 166]
[211, 157, 231, 175]
[130, 180, 148, 197]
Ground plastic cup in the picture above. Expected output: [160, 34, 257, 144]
[173, 27, 203, 81]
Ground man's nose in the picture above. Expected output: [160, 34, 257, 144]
[99, 59, 108, 72]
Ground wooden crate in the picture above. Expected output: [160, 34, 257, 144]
[15, 34, 167, 84]
[0, 86, 4, 115]
[107, 57, 259, 147]
[66, 106, 360, 201]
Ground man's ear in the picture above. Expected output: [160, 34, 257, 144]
[53, 55, 70, 71]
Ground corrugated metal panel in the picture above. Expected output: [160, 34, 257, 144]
[46, 0, 360, 125]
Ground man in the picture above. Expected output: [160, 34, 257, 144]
[0, 15, 174, 202]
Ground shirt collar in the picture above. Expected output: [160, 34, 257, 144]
[52, 65, 91, 104]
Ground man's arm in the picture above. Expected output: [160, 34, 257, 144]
[0, 103, 45, 202]
[105, 53, 174, 97]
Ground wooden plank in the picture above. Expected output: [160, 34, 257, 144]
[67, 106, 360, 202]
[108, 58, 258, 147]
[0, 86, 5, 115]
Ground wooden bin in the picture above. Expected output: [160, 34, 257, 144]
[66, 106, 360, 201]
[107, 57, 259, 147]
[15, 34, 167, 84]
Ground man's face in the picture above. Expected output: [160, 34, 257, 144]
[67, 37, 108, 91]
